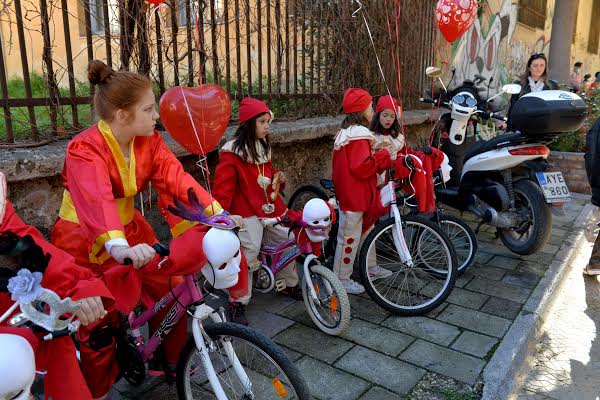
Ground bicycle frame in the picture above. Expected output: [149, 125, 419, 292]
[260, 235, 322, 302]
[382, 179, 414, 267]
[127, 273, 250, 400]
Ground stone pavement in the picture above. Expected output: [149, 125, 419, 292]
[109, 197, 589, 400]
[512, 209, 600, 400]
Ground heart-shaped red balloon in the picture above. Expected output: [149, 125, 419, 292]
[159, 84, 231, 155]
[145, 0, 164, 6]
[436, 0, 478, 43]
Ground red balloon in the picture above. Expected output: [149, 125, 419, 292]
[435, 0, 478, 43]
[159, 84, 231, 155]
[145, 0, 164, 5]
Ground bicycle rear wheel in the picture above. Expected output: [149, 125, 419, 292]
[358, 215, 457, 315]
[176, 322, 311, 400]
[436, 214, 477, 274]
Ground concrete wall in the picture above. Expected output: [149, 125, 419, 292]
[1, 110, 437, 237]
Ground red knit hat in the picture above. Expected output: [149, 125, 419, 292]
[343, 88, 373, 114]
[238, 97, 272, 125]
[376, 95, 399, 114]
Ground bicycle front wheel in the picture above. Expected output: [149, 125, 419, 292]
[358, 215, 457, 315]
[176, 322, 311, 400]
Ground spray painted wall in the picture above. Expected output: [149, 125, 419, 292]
[440, 0, 599, 98]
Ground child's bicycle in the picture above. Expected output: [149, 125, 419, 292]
[3, 222, 311, 400]
[254, 212, 350, 336]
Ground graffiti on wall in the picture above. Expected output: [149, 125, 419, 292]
[449, 0, 518, 96]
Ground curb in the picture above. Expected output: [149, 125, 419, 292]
[482, 202, 596, 400]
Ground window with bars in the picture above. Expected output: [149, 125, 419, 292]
[177, 0, 224, 27]
[588, 0, 600, 54]
[77, 0, 119, 36]
[517, 0, 547, 30]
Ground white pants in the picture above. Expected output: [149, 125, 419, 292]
[333, 211, 376, 281]
[236, 216, 299, 305]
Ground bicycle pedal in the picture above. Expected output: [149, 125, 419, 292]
[249, 260, 261, 272]
[275, 279, 287, 292]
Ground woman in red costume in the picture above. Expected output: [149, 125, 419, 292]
[50, 60, 248, 399]
[0, 171, 112, 400]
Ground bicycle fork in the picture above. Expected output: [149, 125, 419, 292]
[383, 181, 414, 267]
[192, 304, 252, 400]
[302, 255, 333, 304]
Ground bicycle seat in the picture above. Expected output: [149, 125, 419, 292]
[320, 179, 334, 191]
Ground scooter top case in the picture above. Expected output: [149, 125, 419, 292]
[510, 90, 587, 141]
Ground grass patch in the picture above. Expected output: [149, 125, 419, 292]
[440, 388, 479, 400]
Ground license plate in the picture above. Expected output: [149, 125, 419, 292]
[535, 172, 571, 203]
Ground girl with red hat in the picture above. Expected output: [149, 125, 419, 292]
[370, 95, 445, 214]
[213, 97, 300, 319]
[331, 88, 393, 294]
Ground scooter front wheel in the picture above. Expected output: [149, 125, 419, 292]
[498, 179, 552, 255]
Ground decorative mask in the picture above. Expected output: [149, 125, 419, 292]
[201, 228, 241, 289]
[302, 199, 333, 243]
[0, 333, 35, 400]
[440, 153, 453, 183]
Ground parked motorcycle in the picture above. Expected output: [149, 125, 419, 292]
[422, 67, 587, 255]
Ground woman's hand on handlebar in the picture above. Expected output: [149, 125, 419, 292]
[76, 296, 107, 326]
[110, 244, 156, 269]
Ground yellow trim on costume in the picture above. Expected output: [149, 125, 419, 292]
[89, 230, 127, 264]
[171, 219, 200, 238]
[98, 120, 137, 197]
[58, 190, 135, 225]
[203, 200, 223, 216]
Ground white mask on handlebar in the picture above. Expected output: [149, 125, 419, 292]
[202, 228, 241, 289]
[0, 333, 35, 400]
[302, 198, 333, 243]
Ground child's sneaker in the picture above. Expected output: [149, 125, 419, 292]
[341, 279, 365, 294]
[368, 265, 393, 281]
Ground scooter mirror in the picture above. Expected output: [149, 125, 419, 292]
[502, 84, 522, 95]
[426, 66, 443, 78]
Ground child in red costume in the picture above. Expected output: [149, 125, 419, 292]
[331, 88, 393, 295]
[50, 61, 249, 399]
[213, 97, 300, 312]
[0, 171, 113, 400]
[371, 95, 445, 214]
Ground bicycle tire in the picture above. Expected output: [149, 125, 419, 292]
[287, 185, 328, 210]
[358, 215, 457, 316]
[302, 262, 350, 336]
[176, 322, 311, 400]
[437, 214, 478, 274]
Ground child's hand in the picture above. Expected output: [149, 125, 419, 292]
[261, 217, 279, 227]
[76, 296, 107, 326]
[110, 244, 156, 269]
[274, 171, 286, 184]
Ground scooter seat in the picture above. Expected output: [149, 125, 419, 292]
[464, 132, 526, 162]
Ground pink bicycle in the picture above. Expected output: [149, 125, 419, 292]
[4, 217, 311, 400]
[254, 209, 350, 336]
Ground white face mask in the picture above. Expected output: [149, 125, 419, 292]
[201, 228, 241, 289]
[441, 153, 453, 183]
[0, 334, 36, 400]
[302, 199, 332, 243]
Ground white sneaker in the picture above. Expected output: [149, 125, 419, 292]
[341, 279, 365, 294]
[368, 266, 393, 281]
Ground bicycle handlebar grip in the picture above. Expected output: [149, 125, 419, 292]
[420, 97, 435, 104]
[152, 243, 170, 257]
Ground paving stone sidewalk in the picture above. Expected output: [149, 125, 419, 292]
[512, 210, 600, 400]
[109, 197, 589, 400]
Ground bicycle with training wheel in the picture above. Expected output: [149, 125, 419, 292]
[254, 216, 350, 336]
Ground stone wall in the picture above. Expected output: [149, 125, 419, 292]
[2, 111, 437, 236]
[547, 152, 590, 195]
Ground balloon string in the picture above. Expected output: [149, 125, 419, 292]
[352, 1, 396, 125]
